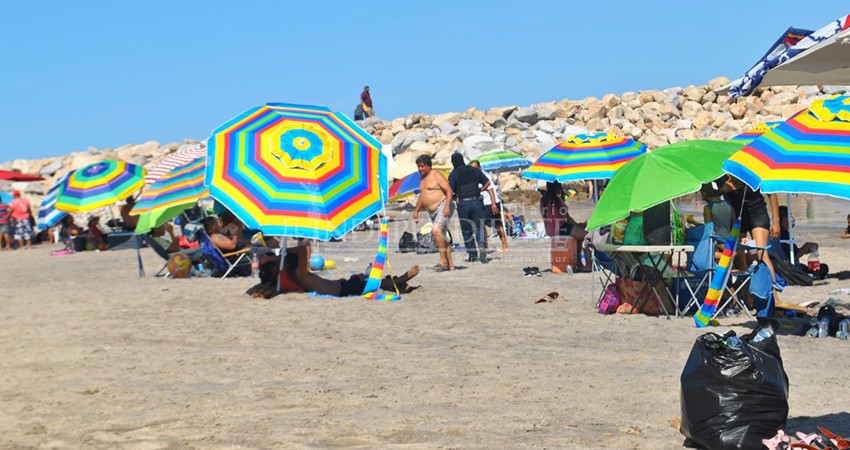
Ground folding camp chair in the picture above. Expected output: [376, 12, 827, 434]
[591, 245, 622, 307]
[135, 234, 172, 278]
[197, 230, 252, 279]
[676, 223, 715, 316]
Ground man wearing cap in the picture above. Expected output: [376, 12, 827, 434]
[448, 153, 492, 263]
[360, 86, 373, 118]
[9, 190, 33, 249]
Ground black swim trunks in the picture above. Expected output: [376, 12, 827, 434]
[339, 276, 368, 296]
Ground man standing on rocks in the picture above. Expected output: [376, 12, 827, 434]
[413, 154, 454, 271]
[448, 153, 491, 263]
[360, 85, 373, 118]
[9, 190, 33, 250]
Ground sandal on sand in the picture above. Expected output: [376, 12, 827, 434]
[523, 266, 541, 277]
[535, 291, 559, 304]
[793, 432, 833, 450]
[819, 427, 850, 450]
[762, 430, 791, 450]
[434, 265, 450, 273]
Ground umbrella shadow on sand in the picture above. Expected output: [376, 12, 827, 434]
[787, 412, 850, 436]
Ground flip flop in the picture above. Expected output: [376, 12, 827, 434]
[794, 432, 833, 450]
[818, 427, 850, 450]
[762, 430, 791, 450]
[434, 265, 450, 273]
[535, 291, 559, 304]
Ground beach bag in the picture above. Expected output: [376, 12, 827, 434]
[680, 327, 789, 450]
[416, 232, 437, 254]
[597, 284, 620, 315]
[398, 231, 416, 253]
[767, 252, 811, 286]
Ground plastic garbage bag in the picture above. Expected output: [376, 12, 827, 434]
[679, 326, 789, 450]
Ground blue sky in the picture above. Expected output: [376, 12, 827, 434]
[1, 1, 848, 160]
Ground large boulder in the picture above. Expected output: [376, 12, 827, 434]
[513, 107, 538, 125]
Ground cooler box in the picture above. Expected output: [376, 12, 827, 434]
[551, 236, 577, 273]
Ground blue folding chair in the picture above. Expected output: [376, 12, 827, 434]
[677, 223, 715, 316]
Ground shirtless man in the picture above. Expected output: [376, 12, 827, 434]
[412, 154, 454, 271]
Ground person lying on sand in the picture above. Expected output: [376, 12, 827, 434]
[250, 246, 420, 298]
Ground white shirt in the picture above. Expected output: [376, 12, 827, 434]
[480, 171, 500, 206]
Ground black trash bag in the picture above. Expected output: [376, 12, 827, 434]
[680, 327, 789, 450]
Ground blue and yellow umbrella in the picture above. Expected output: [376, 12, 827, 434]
[724, 95, 850, 200]
[55, 160, 146, 214]
[523, 132, 647, 182]
[131, 156, 209, 233]
[205, 103, 388, 240]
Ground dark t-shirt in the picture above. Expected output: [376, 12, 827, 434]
[725, 186, 766, 218]
[448, 166, 489, 200]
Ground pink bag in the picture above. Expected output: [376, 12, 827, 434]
[597, 284, 620, 315]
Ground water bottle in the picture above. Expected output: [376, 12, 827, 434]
[725, 335, 743, 349]
[566, 264, 573, 274]
[753, 327, 774, 343]
[818, 318, 830, 338]
[837, 319, 850, 340]
[805, 318, 819, 338]
[251, 251, 260, 278]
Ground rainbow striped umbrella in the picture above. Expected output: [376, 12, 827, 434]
[523, 132, 647, 182]
[476, 150, 531, 173]
[55, 160, 146, 214]
[727, 121, 782, 145]
[145, 144, 206, 185]
[723, 95, 850, 200]
[131, 156, 209, 233]
[205, 103, 387, 240]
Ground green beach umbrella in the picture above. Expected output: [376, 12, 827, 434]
[586, 140, 744, 230]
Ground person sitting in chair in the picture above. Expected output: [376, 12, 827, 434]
[202, 216, 245, 252]
[86, 216, 107, 251]
[778, 206, 818, 265]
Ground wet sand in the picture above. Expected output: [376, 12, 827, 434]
[1, 202, 849, 448]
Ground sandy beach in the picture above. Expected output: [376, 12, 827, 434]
[2, 201, 849, 449]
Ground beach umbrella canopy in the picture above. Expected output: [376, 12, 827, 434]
[388, 170, 421, 202]
[586, 140, 744, 230]
[55, 160, 146, 214]
[145, 144, 207, 185]
[0, 169, 43, 182]
[727, 14, 850, 97]
[131, 156, 209, 233]
[205, 103, 387, 240]
[727, 121, 782, 146]
[37, 173, 70, 230]
[723, 95, 850, 200]
[476, 150, 532, 173]
[522, 132, 647, 182]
